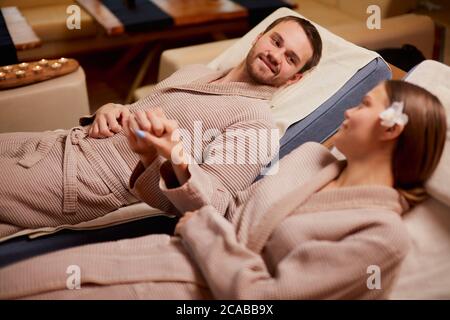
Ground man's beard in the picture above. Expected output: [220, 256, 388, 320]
[245, 48, 281, 87]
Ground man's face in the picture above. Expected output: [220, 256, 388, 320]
[246, 20, 315, 87]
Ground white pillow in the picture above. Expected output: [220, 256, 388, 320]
[404, 60, 450, 207]
[390, 196, 450, 299]
[208, 7, 382, 134]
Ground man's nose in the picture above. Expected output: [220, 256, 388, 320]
[269, 49, 283, 65]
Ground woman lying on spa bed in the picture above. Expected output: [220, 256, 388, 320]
[0, 80, 446, 300]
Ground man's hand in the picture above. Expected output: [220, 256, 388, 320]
[123, 110, 159, 167]
[88, 103, 130, 138]
[174, 210, 197, 235]
[124, 109, 184, 161]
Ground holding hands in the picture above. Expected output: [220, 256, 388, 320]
[124, 108, 190, 184]
[174, 210, 197, 235]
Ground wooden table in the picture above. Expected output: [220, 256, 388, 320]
[322, 62, 406, 149]
[0, 7, 41, 50]
[77, 0, 294, 36]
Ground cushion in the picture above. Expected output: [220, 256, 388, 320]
[279, 57, 389, 158]
[404, 60, 450, 207]
[390, 197, 450, 299]
[158, 39, 238, 82]
[0, 67, 90, 133]
[329, 14, 435, 59]
[0, 208, 177, 268]
[208, 7, 384, 134]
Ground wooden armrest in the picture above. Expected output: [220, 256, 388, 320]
[0, 6, 41, 50]
[76, 0, 124, 36]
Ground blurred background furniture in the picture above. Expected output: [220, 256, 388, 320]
[1, 0, 438, 60]
[0, 6, 41, 51]
[0, 0, 294, 61]
[0, 64, 89, 133]
[0, 0, 98, 61]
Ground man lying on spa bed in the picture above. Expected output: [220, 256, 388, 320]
[0, 16, 322, 237]
[0, 80, 446, 299]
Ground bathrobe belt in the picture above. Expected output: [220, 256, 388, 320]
[18, 127, 130, 215]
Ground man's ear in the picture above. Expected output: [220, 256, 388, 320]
[285, 72, 303, 86]
[380, 123, 404, 142]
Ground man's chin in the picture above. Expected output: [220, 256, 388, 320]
[258, 77, 284, 87]
[249, 71, 274, 86]
[255, 77, 272, 86]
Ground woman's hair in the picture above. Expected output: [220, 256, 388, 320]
[384, 80, 447, 207]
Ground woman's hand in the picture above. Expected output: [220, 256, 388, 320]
[174, 210, 197, 235]
[88, 103, 130, 138]
[123, 108, 189, 177]
[133, 110, 183, 161]
[123, 109, 162, 167]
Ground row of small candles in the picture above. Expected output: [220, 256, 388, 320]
[0, 58, 69, 80]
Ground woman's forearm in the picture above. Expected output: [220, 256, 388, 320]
[140, 152, 158, 168]
[171, 161, 190, 186]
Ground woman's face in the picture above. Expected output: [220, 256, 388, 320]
[334, 83, 391, 159]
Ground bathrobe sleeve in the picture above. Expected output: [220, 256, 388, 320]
[129, 119, 278, 216]
[177, 205, 410, 300]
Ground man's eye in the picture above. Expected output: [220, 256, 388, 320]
[288, 57, 295, 64]
[272, 39, 280, 47]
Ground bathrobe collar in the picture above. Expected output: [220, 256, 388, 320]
[170, 67, 278, 101]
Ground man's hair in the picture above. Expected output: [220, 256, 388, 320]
[262, 16, 322, 73]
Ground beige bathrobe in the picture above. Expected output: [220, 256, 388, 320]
[0, 142, 410, 299]
[0, 64, 278, 238]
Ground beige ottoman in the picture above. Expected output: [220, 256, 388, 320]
[0, 67, 90, 133]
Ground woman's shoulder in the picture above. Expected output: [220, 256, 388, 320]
[283, 142, 337, 167]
